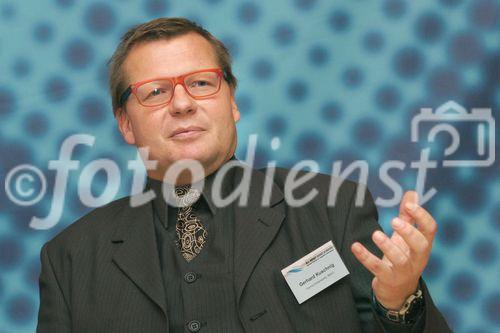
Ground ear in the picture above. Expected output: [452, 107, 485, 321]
[230, 94, 240, 123]
[115, 108, 136, 145]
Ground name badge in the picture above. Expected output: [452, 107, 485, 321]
[281, 241, 349, 304]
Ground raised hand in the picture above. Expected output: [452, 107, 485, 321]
[351, 191, 437, 309]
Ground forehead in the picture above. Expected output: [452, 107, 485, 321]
[123, 33, 219, 82]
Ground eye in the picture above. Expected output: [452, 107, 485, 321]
[190, 80, 210, 88]
[146, 88, 166, 98]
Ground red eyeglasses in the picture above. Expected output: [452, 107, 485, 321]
[119, 68, 225, 107]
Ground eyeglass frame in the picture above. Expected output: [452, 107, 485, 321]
[118, 68, 228, 108]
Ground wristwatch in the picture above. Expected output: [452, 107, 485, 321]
[373, 288, 425, 325]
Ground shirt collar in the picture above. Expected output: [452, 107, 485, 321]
[147, 156, 236, 229]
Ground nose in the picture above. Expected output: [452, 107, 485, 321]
[168, 83, 196, 117]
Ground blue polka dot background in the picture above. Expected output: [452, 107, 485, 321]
[0, 0, 499, 332]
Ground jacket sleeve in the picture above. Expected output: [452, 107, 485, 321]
[337, 182, 451, 333]
[36, 242, 72, 333]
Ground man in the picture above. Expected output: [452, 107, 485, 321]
[37, 18, 450, 332]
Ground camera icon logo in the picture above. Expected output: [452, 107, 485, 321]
[411, 100, 495, 167]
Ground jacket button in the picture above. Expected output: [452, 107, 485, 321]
[187, 320, 201, 332]
[184, 272, 198, 283]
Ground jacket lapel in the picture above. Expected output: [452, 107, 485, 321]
[233, 166, 285, 303]
[108, 163, 285, 315]
[110, 199, 167, 318]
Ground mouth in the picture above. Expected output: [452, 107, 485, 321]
[169, 126, 205, 139]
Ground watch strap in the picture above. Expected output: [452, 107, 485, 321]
[373, 288, 424, 325]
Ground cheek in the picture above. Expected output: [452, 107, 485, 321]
[211, 98, 237, 123]
[214, 115, 237, 145]
[213, 110, 236, 135]
[130, 115, 165, 143]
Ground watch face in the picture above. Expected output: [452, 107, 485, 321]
[387, 311, 400, 322]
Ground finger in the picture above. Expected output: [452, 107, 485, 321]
[399, 191, 419, 223]
[390, 231, 410, 256]
[351, 242, 392, 277]
[403, 203, 438, 243]
[372, 230, 410, 269]
[391, 217, 430, 257]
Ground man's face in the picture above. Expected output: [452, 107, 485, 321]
[117, 33, 240, 181]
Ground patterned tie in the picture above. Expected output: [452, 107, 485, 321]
[174, 185, 207, 262]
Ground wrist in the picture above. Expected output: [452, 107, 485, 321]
[372, 284, 425, 325]
[376, 298, 405, 311]
[375, 281, 419, 310]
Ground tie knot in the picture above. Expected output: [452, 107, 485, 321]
[174, 185, 201, 207]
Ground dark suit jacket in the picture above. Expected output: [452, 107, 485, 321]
[37, 163, 451, 332]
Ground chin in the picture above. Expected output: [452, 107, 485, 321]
[170, 147, 213, 164]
